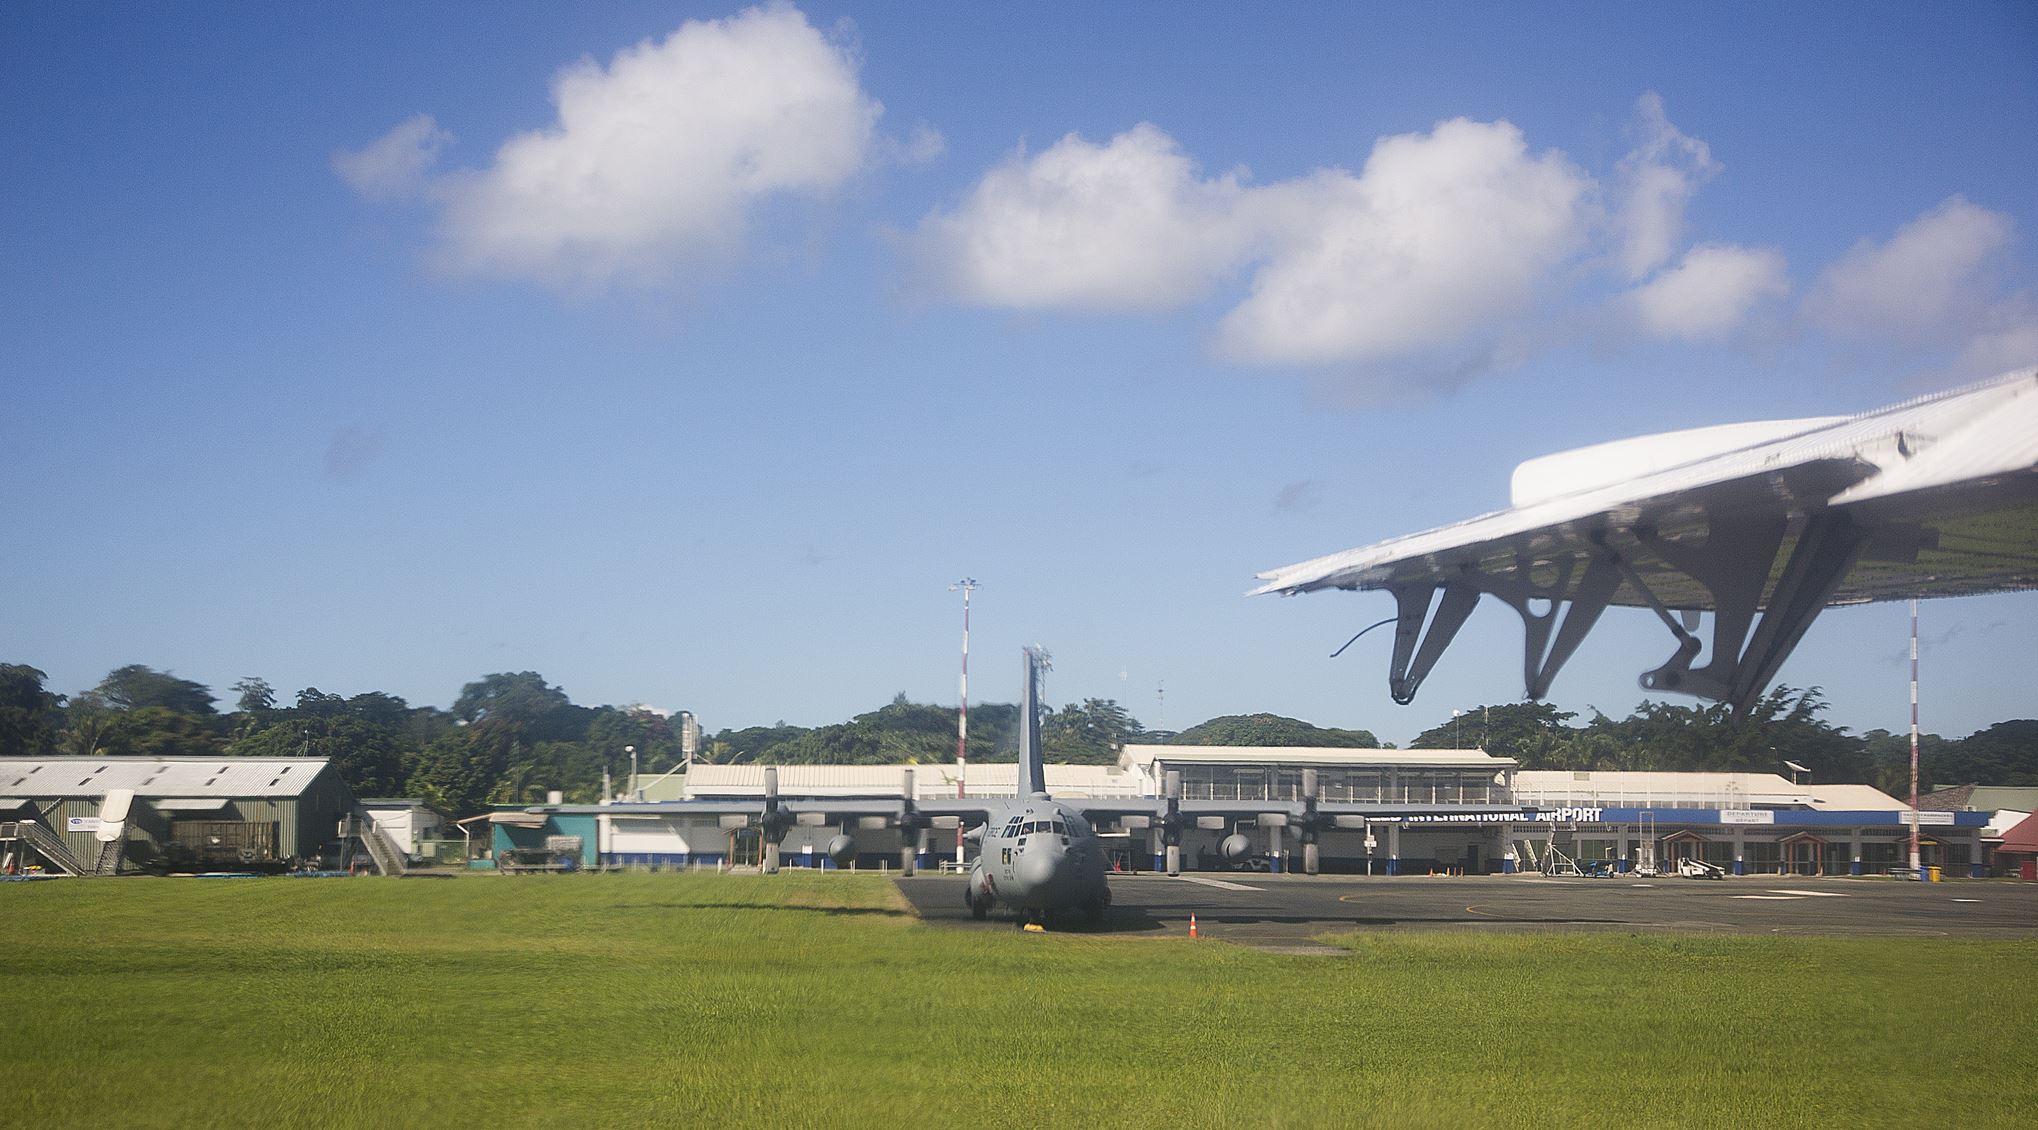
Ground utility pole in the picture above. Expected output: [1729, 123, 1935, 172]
[1909, 599, 1922, 878]
[949, 578, 978, 866]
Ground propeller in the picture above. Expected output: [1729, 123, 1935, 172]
[1295, 768, 1324, 875]
[1158, 769, 1187, 876]
[894, 767, 929, 876]
[759, 767, 793, 874]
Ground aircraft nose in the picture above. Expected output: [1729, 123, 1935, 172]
[1016, 842, 1061, 890]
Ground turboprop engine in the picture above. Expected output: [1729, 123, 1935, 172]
[1219, 833, 1254, 862]
[826, 834, 857, 867]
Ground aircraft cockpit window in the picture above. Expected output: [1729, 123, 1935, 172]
[1051, 821, 1067, 835]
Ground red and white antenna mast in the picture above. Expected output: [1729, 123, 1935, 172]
[949, 577, 978, 866]
[1909, 598, 1922, 878]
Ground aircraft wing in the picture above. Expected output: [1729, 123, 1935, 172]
[1254, 368, 2038, 709]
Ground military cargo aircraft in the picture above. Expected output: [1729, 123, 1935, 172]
[563, 647, 1519, 930]
[1255, 367, 2038, 712]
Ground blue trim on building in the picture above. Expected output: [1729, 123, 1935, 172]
[1523, 807, 1989, 828]
[601, 852, 690, 867]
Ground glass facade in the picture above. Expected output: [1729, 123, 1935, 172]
[1171, 763, 1509, 805]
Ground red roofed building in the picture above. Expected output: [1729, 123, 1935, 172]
[1996, 810, 2038, 880]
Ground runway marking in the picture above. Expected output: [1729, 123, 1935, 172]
[1173, 875, 1262, 892]
[1951, 898, 1982, 903]
[1733, 895, 1803, 900]
[1768, 889, 1848, 898]
[1631, 884, 1656, 888]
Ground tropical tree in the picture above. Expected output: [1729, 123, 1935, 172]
[1409, 702, 1576, 764]
[96, 706, 226, 759]
[91, 664, 217, 714]
[0, 663, 64, 756]
[231, 677, 276, 714]
[1043, 698, 1143, 764]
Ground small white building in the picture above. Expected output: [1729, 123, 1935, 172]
[356, 798, 445, 855]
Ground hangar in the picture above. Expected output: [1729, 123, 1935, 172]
[0, 756, 359, 875]
[509, 745, 1990, 878]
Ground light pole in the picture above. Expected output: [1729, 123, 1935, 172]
[1909, 599, 1922, 878]
[949, 578, 978, 866]
[627, 745, 638, 801]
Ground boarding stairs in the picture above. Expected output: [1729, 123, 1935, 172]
[345, 812, 409, 876]
[1632, 814, 1660, 877]
[0, 820, 88, 876]
[1541, 824, 1582, 876]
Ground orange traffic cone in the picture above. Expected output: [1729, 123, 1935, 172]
[1189, 913, 1199, 939]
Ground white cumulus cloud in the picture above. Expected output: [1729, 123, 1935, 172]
[1612, 92, 1720, 280]
[913, 106, 1774, 378]
[1626, 244, 1789, 340]
[332, 114, 453, 201]
[908, 123, 1254, 311]
[1804, 195, 2015, 343]
[1217, 118, 1591, 366]
[340, 3, 882, 289]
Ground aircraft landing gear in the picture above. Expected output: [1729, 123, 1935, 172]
[1081, 896, 1107, 924]
[966, 891, 991, 920]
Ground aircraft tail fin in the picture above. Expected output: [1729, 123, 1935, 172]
[1017, 647, 1050, 798]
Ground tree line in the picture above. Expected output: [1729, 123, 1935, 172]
[1404, 688, 2038, 797]
[1, 662, 2031, 817]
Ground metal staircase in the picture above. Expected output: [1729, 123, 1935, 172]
[93, 838, 126, 876]
[345, 812, 408, 876]
[1, 820, 88, 876]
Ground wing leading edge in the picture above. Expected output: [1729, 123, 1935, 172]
[1255, 368, 2038, 710]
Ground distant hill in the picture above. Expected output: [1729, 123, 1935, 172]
[1168, 713, 1386, 748]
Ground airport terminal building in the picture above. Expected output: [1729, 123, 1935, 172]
[507, 745, 1993, 877]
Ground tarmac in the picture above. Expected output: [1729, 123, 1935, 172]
[893, 871, 2038, 950]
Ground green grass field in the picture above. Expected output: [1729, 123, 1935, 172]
[4, 873, 2033, 1128]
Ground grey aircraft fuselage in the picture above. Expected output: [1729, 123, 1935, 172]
[964, 796, 1111, 923]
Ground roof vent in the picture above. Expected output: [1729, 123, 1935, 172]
[269, 778, 282, 787]
[205, 777, 218, 786]
[279, 767, 290, 774]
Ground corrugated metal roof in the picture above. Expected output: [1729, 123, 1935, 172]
[1802, 784, 1907, 811]
[681, 762, 1142, 800]
[0, 757, 333, 798]
[1515, 771, 1814, 809]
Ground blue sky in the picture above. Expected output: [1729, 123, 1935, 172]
[4, 2, 2034, 745]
